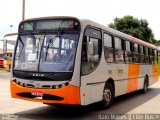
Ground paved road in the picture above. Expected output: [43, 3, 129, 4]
[0, 71, 160, 120]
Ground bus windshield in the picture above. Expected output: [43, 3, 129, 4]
[14, 33, 79, 72]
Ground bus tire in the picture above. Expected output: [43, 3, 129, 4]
[141, 77, 148, 94]
[101, 83, 114, 109]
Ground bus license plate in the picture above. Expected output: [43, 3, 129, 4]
[31, 91, 43, 97]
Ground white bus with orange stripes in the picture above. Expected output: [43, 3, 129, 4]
[10, 16, 158, 108]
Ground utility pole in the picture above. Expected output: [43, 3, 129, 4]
[22, 0, 25, 20]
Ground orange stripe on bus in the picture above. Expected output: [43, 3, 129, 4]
[127, 64, 140, 93]
[10, 81, 80, 105]
[152, 65, 158, 83]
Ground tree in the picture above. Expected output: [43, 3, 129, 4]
[155, 40, 160, 46]
[108, 15, 156, 44]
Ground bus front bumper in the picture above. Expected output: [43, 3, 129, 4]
[10, 80, 80, 105]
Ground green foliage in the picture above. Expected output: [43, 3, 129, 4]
[108, 15, 156, 44]
[155, 40, 160, 46]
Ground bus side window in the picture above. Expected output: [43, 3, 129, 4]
[125, 41, 132, 63]
[133, 43, 140, 63]
[150, 49, 154, 64]
[114, 37, 124, 63]
[81, 28, 102, 75]
[148, 48, 154, 64]
[139, 45, 145, 64]
[154, 50, 158, 64]
[104, 33, 114, 63]
[144, 47, 149, 64]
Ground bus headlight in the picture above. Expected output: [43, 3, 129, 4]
[51, 82, 69, 89]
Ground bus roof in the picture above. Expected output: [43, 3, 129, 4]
[80, 19, 158, 50]
[20, 16, 158, 50]
[4, 33, 18, 37]
[20, 16, 79, 22]
[3, 33, 18, 45]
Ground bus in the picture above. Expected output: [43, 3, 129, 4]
[3, 33, 17, 71]
[158, 48, 160, 77]
[0, 53, 5, 68]
[0, 40, 4, 68]
[10, 16, 158, 108]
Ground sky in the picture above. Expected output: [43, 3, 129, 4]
[0, 0, 160, 40]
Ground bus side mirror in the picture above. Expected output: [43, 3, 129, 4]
[4, 54, 12, 60]
[87, 41, 94, 55]
[4, 56, 7, 60]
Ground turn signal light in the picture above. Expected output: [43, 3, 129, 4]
[11, 76, 16, 81]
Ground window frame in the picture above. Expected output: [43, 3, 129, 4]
[81, 26, 102, 75]
[139, 45, 145, 64]
[132, 43, 140, 64]
[144, 47, 150, 64]
[114, 37, 125, 63]
[153, 49, 158, 64]
[103, 33, 115, 63]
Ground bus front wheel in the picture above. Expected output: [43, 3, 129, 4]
[101, 83, 114, 109]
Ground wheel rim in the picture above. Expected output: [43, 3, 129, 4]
[103, 88, 112, 104]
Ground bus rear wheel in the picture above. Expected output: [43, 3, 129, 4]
[101, 83, 114, 108]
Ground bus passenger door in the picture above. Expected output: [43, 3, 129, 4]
[80, 27, 105, 105]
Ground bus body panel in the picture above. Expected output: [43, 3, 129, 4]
[79, 20, 158, 105]
[80, 48, 110, 105]
[10, 80, 81, 105]
[80, 64, 158, 105]
[158, 53, 160, 77]
[152, 64, 158, 83]
[70, 31, 84, 87]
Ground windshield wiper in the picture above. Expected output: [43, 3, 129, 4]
[45, 31, 64, 61]
[45, 20, 65, 61]
[18, 37, 24, 59]
[29, 32, 46, 60]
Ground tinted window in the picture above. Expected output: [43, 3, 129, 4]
[84, 28, 101, 39]
[139, 45, 145, 63]
[149, 48, 153, 56]
[134, 43, 139, 53]
[145, 47, 148, 55]
[125, 41, 132, 63]
[154, 50, 158, 64]
[144, 47, 150, 64]
[104, 34, 112, 47]
[154, 50, 157, 57]
[124, 51, 132, 63]
[140, 45, 143, 54]
[115, 50, 124, 62]
[81, 28, 102, 74]
[149, 48, 154, 64]
[114, 37, 122, 49]
[133, 43, 140, 63]
[114, 37, 124, 62]
[104, 34, 114, 63]
[126, 41, 131, 52]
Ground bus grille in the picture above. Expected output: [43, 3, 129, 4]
[13, 80, 69, 89]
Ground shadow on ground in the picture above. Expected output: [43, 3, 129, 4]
[15, 87, 160, 120]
